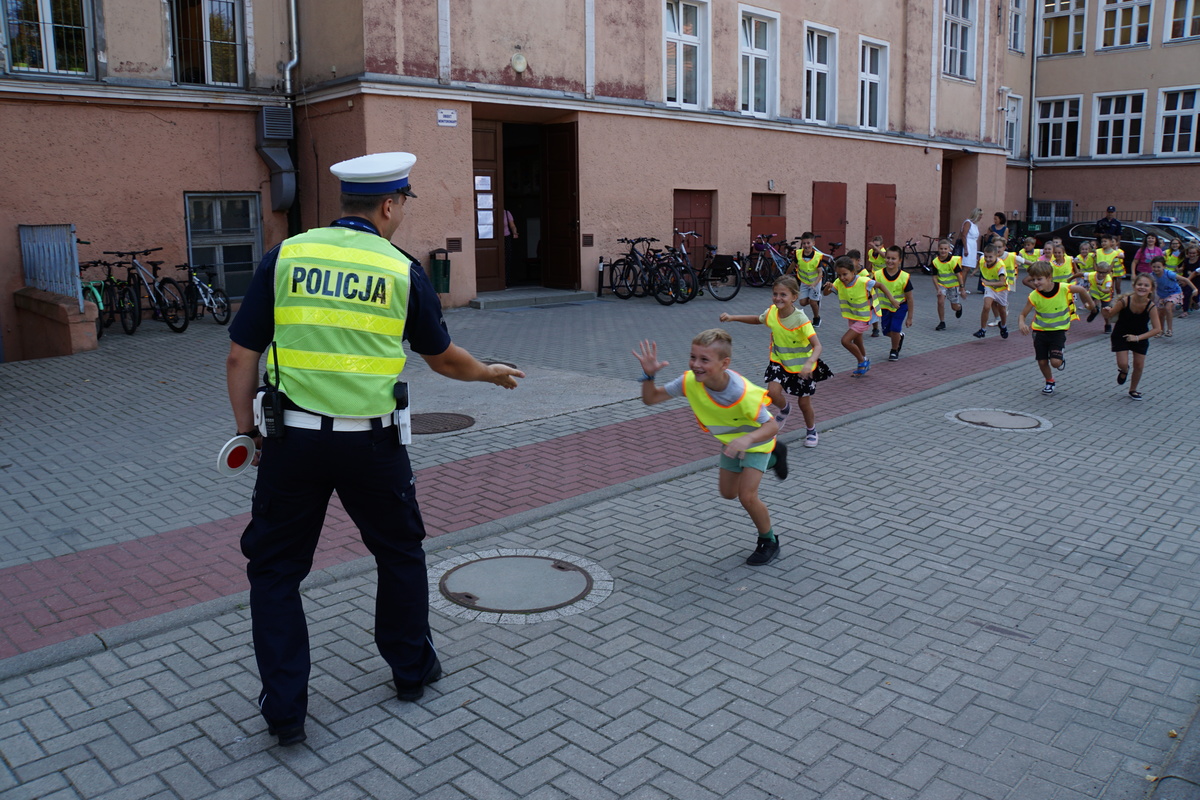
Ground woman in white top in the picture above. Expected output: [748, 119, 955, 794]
[959, 207, 983, 293]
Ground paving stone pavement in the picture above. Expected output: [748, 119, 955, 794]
[1, 283, 1197, 799]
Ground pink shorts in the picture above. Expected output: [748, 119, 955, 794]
[847, 320, 870, 333]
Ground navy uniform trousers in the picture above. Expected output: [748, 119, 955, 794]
[240, 421, 438, 728]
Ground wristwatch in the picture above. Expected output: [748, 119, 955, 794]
[237, 429, 262, 438]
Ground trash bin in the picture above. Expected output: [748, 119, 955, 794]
[428, 248, 450, 294]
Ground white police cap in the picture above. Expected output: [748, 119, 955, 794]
[330, 152, 418, 197]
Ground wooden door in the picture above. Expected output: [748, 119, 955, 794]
[542, 122, 579, 289]
[749, 193, 785, 245]
[674, 190, 714, 253]
[473, 122, 504, 292]
[811, 181, 847, 254]
[865, 183, 896, 248]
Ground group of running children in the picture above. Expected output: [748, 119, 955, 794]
[633, 229, 1196, 567]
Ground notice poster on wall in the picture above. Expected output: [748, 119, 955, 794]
[477, 224, 494, 239]
[477, 193, 493, 209]
[474, 176, 491, 191]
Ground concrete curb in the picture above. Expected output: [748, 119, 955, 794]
[0, 332, 1107, 682]
[1148, 705, 1200, 799]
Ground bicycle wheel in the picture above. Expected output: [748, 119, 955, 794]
[118, 287, 138, 334]
[210, 288, 232, 324]
[156, 277, 190, 332]
[183, 281, 200, 320]
[705, 260, 742, 301]
[675, 260, 699, 303]
[742, 253, 765, 287]
[626, 262, 649, 298]
[101, 284, 118, 328]
[651, 261, 682, 306]
[759, 254, 784, 285]
[609, 259, 633, 299]
[84, 287, 104, 340]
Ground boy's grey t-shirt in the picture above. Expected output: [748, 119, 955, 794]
[663, 371, 772, 424]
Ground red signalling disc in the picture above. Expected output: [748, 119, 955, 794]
[216, 435, 257, 476]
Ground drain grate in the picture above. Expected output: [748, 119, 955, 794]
[429, 549, 613, 624]
[945, 408, 1052, 431]
[411, 412, 474, 434]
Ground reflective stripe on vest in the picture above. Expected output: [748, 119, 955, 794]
[682, 371, 775, 454]
[1088, 271, 1113, 301]
[873, 268, 908, 311]
[932, 256, 961, 287]
[1030, 282, 1073, 331]
[271, 227, 412, 417]
[765, 305, 814, 372]
[796, 250, 824, 283]
[837, 275, 873, 321]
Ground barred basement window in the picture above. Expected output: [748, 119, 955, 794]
[186, 194, 261, 297]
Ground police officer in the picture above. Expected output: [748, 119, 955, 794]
[1097, 206, 1123, 240]
[226, 152, 523, 747]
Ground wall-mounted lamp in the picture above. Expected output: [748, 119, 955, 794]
[511, 53, 528, 74]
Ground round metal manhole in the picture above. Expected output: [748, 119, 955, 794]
[945, 408, 1053, 432]
[411, 412, 475, 434]
[429, 549, 613, 624]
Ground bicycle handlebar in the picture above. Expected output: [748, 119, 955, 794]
[102, 247, 163, 257]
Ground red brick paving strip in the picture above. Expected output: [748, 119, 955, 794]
[0, 332, 1096, 659]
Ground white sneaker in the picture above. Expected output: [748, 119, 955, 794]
[804, 429, 818, 447]
[773, 403, 791, 433]
[987, 320, 999, 327]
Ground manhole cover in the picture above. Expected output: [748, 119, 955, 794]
[429, 549, 613, 624]
[411, 412, 474, 434]
[945, 408, 1052, 431]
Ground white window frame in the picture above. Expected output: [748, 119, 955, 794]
[184, 193, 263, 297]
[857, 37, 888, 131]
[172, 0, 246, 87]
[664, 0, 708, 109]
[1041, 0, 1087, 55]
[1156, 86, 1200, 155]
[803, 23, 837, 125]
[943, 0, 975, 79]
[1035, 95, 1083, 159]
[737, 6, 779, 118]
[1093, 92, 1146, 157]
[1010, 0, 1027, 51]
[1098, 0, 1152, 48]
[3, 0, 93, 76]
[1165, 0, 1200, 40]
[1005, 94, 1024, 158]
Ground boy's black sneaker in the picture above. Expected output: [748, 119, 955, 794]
[999, 325, 1009, 339]
[935, 321, 946, 331]
[871, 327, 880, 337]
[973, 328, 986, 338]
[1042, 380, 1055, 395]
[955, 307, 963, 318]
[770, 441, 788, 481]
[888, 350, 898, 361]
[1104, 323, 1112, 333]
[896, 332, 905, 353]
[268, 724, 307, 747]
[746, 536, 780, 566]
[1087, 307, 1100, 322]
[812, 315, 821, 327]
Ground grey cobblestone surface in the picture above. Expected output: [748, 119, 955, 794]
[2, 295, 1197, 797]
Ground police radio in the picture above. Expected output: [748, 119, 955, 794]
[256, 343, 287, 439]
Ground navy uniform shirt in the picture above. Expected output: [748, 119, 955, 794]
[229, 217, 452, 358]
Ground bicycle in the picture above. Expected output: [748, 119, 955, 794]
[91, 260, 140, 335]
[180, 263, 232, 325]
[671, 231, 742, 301]
[78, 261, 108, 339]
[745, 234, 794, 287]
[103, 247, 189, 333]
[898, 235, 939, 274]
[610, 237, 685, 304]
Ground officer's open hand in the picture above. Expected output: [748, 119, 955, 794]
[486, 363, 525, 389]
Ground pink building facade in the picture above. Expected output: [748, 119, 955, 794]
[3, 0, 1195, 361]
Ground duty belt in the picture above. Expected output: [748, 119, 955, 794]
[283, 410, 395, 432]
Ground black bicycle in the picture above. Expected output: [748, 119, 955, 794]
[670, 230, 741, 301]
[103, 247, 188, 333]
[898, 235, 939, 274]
[180, 263, 232, 324]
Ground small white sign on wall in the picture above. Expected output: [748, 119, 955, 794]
[437, 109, 458, 127]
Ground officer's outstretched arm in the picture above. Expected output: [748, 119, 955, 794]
[421, 342, 525, 389]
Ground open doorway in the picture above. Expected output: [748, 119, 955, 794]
[502, 124, 542, 286]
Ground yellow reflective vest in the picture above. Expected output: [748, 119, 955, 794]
[836, 274, 875, 321]
[795, 250, 824, 284]
[270, 226, 412, 417]
[1049, 256, 1073, 283]
[682, 371, 775, 454]
[1087, 271, 1114, 302]
[1095, 248, 1125, 278]
[978, 257, 1006, 288]
[1030, 282, 1074, 331]
[932, 255, 962, 288]
[764, 305, 815, 372]
[873, 267, 909, 312]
